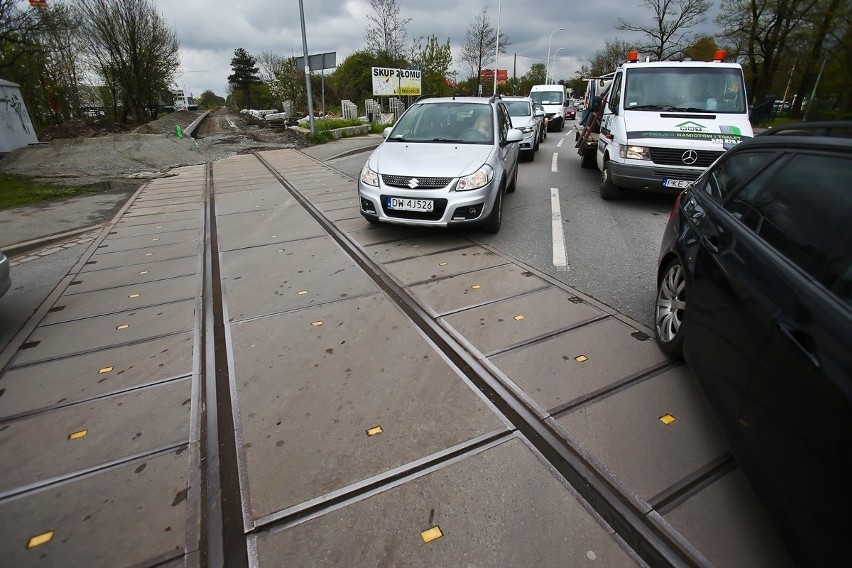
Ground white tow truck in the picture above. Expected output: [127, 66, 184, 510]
[576, 50, 753, 199]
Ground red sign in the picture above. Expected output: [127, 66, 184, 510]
[479, 69, 509, 82]
[29, 0, 48, 6]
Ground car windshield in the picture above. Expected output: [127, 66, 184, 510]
[530, 92, 563, 105]
[623, 67, 747, 113]
[504, 101, 532, 117]
[387, 102, 493, 144]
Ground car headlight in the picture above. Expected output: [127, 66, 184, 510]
[457, 164, 493, 191]
[521, 126, 534, 133]
[360, 162, 379, 186]
[620, 144, 650, 160]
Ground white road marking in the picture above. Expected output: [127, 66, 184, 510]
[550, 187, 568, 269]
[551, 153, 558, 172]
[556, 138, 564, 148]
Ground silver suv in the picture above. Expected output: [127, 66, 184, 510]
[358, 96, 523, 233]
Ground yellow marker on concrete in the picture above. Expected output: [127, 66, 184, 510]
[659, 414, 677, 425]
[116, 324, 129, 330]
[439, 262, 448, 266]
[298, 291, 308, 295]
[471, 284, 482, 290]
[26, 530, 54, 549]
[513, 315, 526, 321]
[366, 426, 383, 436]
[139, 270, 149, 275]
[574, 355, 589, 363]
[68, 430, 88, 440]
[128, 293, 140, 299]
[311, 321, 323, 327]
[420, 526, 443, 543]
[98, 366, 114, 374]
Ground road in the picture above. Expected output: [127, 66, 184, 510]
[0, 126, 793, 567]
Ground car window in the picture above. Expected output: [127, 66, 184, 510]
[736, 153, 852, 279]
[497, 103, 510, 142]
[608, 73, 622, 112]
[505, 101, 531, 116]
[705, 151, 776, 202]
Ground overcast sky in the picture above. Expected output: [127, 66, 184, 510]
[156, 0, 720, 99]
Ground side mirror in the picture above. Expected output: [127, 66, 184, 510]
[382, 127, 392, 139]
[506, 128, 524, 145]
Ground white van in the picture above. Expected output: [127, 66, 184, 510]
[595, 53, 753, 199]
[530, 84, 566, 131]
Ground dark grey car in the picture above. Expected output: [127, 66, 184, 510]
[0, 250, 10, 298]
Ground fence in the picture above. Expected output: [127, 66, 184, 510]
[341, 100, 358, 120]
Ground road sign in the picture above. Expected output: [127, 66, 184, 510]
[295, 52, 336, 72]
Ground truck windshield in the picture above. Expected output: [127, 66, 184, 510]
[623, 67, 746, 113]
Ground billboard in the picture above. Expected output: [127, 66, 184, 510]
[372, 67, 422, 96]
[480, 69, 509, 84]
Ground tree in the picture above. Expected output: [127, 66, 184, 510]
[717, 0, 820, 105]
[364, 0, 410, 63]
[196, 90, 225, 109]
[460, 4, 510, 95]
[228, 48, 261, 110]
[79, 0, 179, 123]
[682, 35, 719, 61]
[329, 50, 382, 106]
[0, 0, 50, 69]
[617, 0, 711, 61]
[410, 35, 453, 96]
[590, 39, 633, 75]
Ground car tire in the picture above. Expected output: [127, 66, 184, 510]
[482, 186, 504, 233]
[507, 164, 518, 193]
[655, 257, 687, 358]
[534, 135, 540, 152]
[599, 159, 624, 200]
[580, 148, 595, 169]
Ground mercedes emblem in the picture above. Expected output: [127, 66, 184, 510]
[681, 150, 698, 165]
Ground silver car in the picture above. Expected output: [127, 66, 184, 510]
[502, 96, 541, 160]
[0, 250, 10, 298]
[358, 96, 523, 233]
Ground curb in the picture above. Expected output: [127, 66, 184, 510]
[3, 224, 104, 258]
[185, 110, 212, 137]
[324, 143, 381, 161]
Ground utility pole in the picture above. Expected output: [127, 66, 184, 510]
[298, 0, 316, 135]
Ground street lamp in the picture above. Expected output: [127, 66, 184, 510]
[549, 48, 566, 86]
[546, 27, 566, 84]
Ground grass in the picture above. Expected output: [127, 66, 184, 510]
[0, 173, 103, 210]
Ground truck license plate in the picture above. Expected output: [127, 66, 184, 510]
[387, 197, 434, 212]
[663, 178, 692, 189]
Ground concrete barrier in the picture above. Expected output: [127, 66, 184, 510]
[290, 124, 371, 142]
[185, 110, 211, 137]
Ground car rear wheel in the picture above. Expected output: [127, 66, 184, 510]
[655, 258, 686, 357]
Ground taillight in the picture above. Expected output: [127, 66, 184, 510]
[668, 191, 684, 222]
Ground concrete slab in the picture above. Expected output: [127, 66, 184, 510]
[94, 229, 200, 254]
[442, 287, 605, 356]
[124, 203, 202, 217]
[215, 186, 293, 215]
[106, 217, 201, 239]
[323, 207, 361, 222]
[220, 237, 378, 322]
[384, 246, 507, 286]
[490, 317, 668, 411]
[556, 367, 728, 501]
[254, 437, 641, 567]
[229, 294, 506, 521]
[0, 448, 189, 567]
[334, 217, 374, 233]
[346, 225, 428, 247]
[312, 197, 358, 213]
[131, 195, 202, 207]
[83, 241, 201, 271]
[0, 378, 190, 494]
[42, 274, 197, 324]
[665, 469, 794, 567]
[65, 256, 200, 295]
[114, 209, 201, 227]
[408, 264, 549, 316]
[13, 299, 196, 365]
[364, 234, 473, 264]
[214, 208, 325, 252]
[0, 333, 194, 418]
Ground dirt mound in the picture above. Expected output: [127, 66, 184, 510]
[37, 119, 131, 141]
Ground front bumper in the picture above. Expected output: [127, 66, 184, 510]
[358, 179, 499, 227]
[519, 129, 536, 152]
[609, 160, 704, 194]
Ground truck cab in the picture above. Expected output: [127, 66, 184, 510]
[530, 84, 567, 132]
[595, 52, 753, 199]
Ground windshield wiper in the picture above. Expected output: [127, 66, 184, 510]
[430, 137, 466, 143]
[628, 104, 676, 111]
[389, 135, 407, 142]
